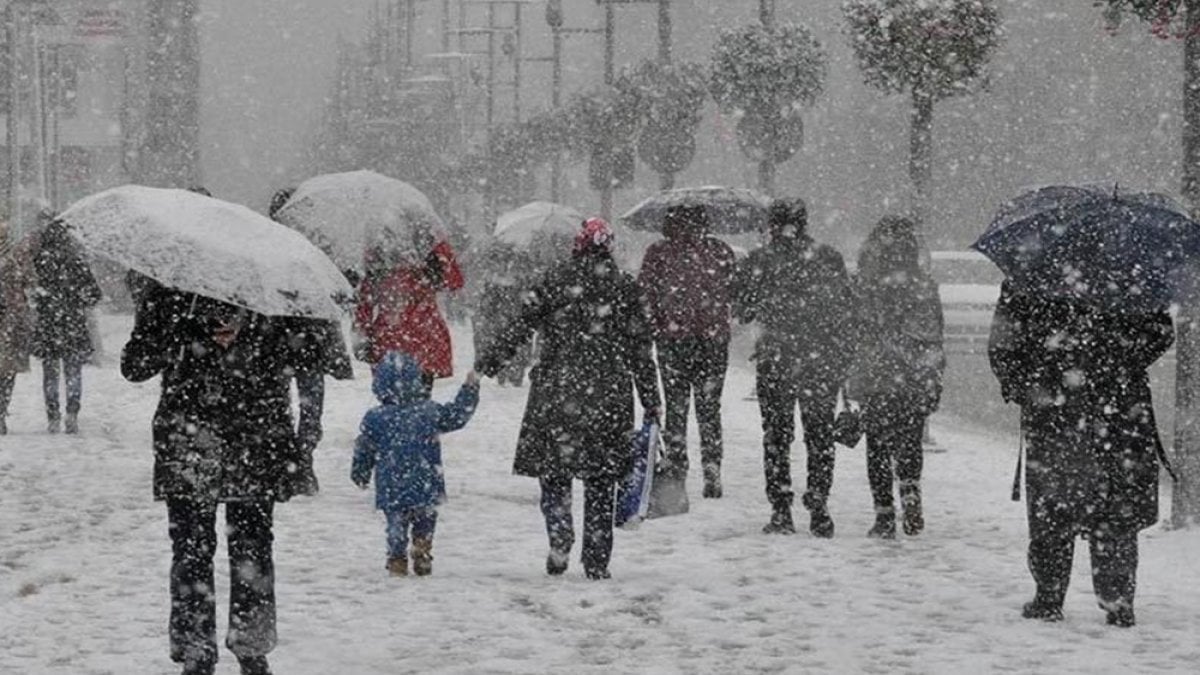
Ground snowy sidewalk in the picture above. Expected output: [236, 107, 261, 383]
[2, 314, 1199, 674]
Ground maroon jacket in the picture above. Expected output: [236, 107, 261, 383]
[638, 229, 735, 342]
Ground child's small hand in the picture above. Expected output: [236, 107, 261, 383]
[465, 370, 480, 386]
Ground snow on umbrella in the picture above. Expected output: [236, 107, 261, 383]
[59, 185, 352, 321]
[274, 170, 445, 273]
[972, 184, 1200, 312]
[621, 186, 771, 235]
[494, 201, 584, 249]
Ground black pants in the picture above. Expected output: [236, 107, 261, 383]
[756, 358, 837, 510]
[539, 476, 615, 573]
[658, 338, 729, 477]
[863, 392, 926, 512]
[167, 498, 276, 666]
[1024, 409, 1139, 610]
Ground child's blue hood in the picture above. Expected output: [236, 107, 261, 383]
[372, 352, 427, 405]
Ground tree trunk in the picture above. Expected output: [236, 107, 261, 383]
[141, 0, 202, 187]
[909, 88, 934, 269]
[757, 160, 775, 197]
[1172, 0, 1200, 528]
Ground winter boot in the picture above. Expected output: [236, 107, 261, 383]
[900, 483, 924, 536]
[0, 417, 7, 435]
[180, 658, 216, 675]
[236, 655, 272, 675]
[546, 550, 569, 576]
[585, 567, 611, 580]
[47, 415, 60, 434]
[1022, 591, 1064, 622]
[803, 493, 834, 538]
[867, 510, 896, 539]
[1100, 598, 1136, 628]
[64, 413, 79, 435]
[411, 537, 433, 576]
[386, 556, 408, 577]
[702, 463, 722, 499]
[762, 504, 796, 534]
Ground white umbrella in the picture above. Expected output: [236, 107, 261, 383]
[59, 185, 352, 321]
[274, 170, 444, 272]
[621, 186, 771, 234]
[494, 201, 584, 249]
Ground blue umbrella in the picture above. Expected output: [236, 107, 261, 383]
[972, 185, 1200, 311]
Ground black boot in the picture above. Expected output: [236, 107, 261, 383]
[1105, 606, 1136, 628]
[803, 493, 834, 538]
[1022, 592, 1064, 622]
[237, 655, 272, 675]
[867, 510, 896, 539]
[762, 505, 796, 534]
[545, 550, 568, 576]
[181, 658, 215, 675]
[702, 463, 722, 499]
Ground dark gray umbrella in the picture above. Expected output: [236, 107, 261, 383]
[620, 186, 771, 235]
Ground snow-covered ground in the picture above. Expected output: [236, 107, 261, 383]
[2, 313, 1199, 674]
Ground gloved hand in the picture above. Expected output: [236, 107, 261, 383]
[644, 407, 660, 425]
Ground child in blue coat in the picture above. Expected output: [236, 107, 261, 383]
[352, 351, 480, 576]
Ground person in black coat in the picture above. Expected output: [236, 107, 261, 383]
[31, 215, 102, 434]
[733, 198, 856, 537]
[122, 281, 328, 675]
[268, 187, 354, 495]
[475, 218, 661, 580]
[988, 281, 1173, 627]
[846, 216, 945, 539]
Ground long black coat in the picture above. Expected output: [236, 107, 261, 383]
[32, 224, 101, 359]
[122, 287, 324, 503]
[476, 252, 661, 480]
[988, 281, 1173, 532]
[733, 235, 856, 392]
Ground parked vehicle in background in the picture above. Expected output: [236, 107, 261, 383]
[930, 250, 1002, 355]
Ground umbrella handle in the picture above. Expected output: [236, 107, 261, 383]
[177, 293, 200, 362]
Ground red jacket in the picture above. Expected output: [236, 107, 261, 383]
[638, 234, 735, 342]
[355, 241, 464, 377]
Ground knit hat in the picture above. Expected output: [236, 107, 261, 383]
[574, 217, 615, 255]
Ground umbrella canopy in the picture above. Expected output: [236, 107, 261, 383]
[494, 201, 584, 249]
[274, 170, 444, 273]
[621, 186, 771, 235]
[59, 185, 352, 321]
[972, 185, 1200, 311]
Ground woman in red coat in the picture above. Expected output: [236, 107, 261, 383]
[354, 240, 464, 392]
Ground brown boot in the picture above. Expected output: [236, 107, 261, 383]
[386, 556, 408, 577]
[412, 537, 433, 576]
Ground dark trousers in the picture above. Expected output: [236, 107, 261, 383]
[1027, 512, 1139, 610]
[539, 476, 615, 573]
[658, 337, 729, 477]
[0, 372, 14, 418]
[863, 392, 926, 512]
[166, 498, 276, 667]
[42, 355, 84, 419]
[385, 507, 438, 559]
[756, 359, 837, 509]
[1024, 408, 1139, 609]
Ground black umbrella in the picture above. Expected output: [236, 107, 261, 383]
[972, 185, 1200, 312]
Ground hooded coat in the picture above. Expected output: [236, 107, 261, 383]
[988, 281, 1173, 532]
[637, 216, 735, 341]
[354, 240, 464, 376]
[121, 286, 325, 502]
[31, 223, 102, 360]
[846, 226, 945, 412]
[351, 352, 479, 511]
[476, 250, 661, 480]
